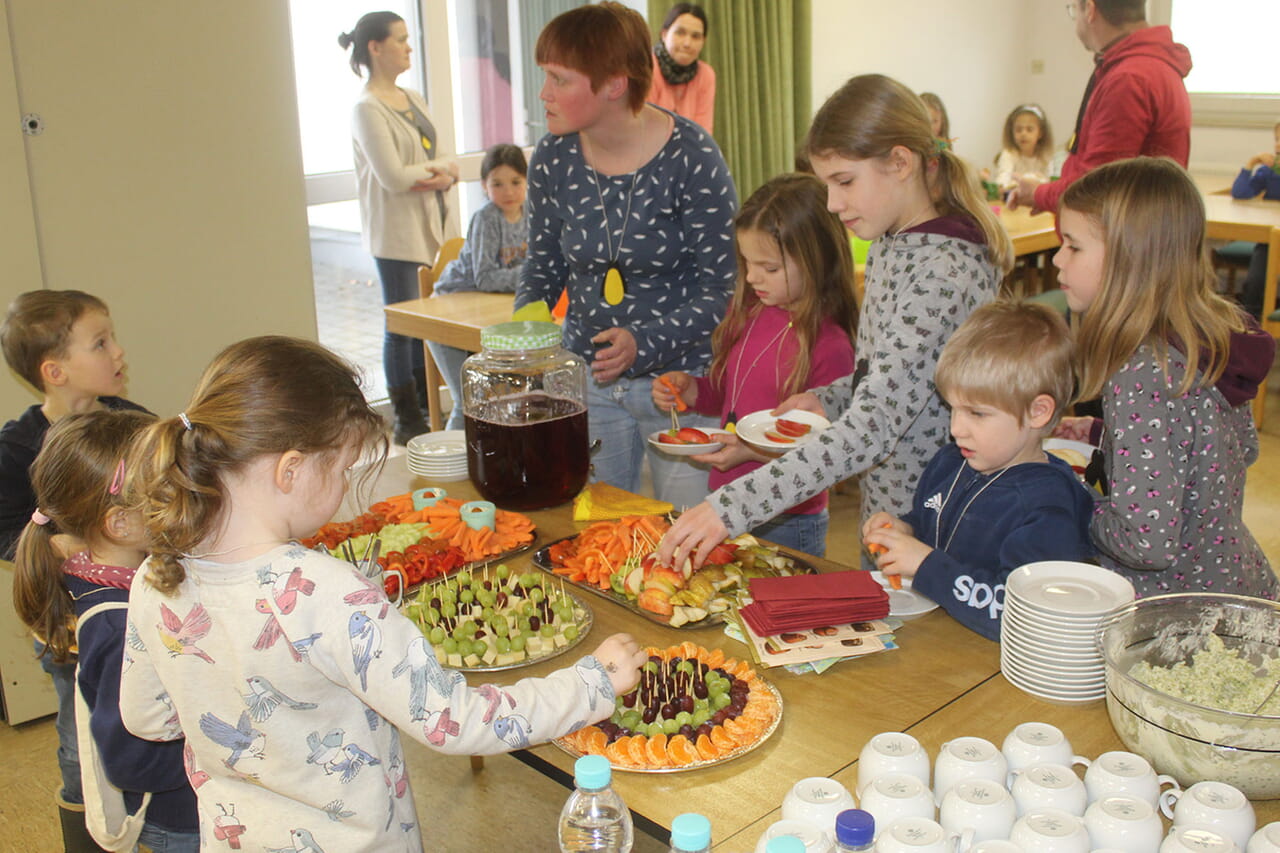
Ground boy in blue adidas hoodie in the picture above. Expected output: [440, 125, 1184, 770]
[862, 302, 1094, 641]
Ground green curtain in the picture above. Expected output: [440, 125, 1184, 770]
[649, 0, 811, 199]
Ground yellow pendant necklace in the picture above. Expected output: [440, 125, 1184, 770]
[588, 166, 640, 306]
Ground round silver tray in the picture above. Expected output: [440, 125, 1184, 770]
[552, 677, 783, 772]
[402, 586, 593, 673]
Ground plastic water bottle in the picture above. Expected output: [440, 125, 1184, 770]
[834, 809, 875, 851]
[668, 813, 711, 853]
[764, 837, 806, 853]
[558, 755, 634, 852]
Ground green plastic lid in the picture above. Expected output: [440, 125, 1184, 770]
[480, 320, 562, 352]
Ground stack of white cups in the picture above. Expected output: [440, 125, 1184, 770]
[847, 721, 1262, 853]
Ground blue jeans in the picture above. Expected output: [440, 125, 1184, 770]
[37, 642, 82, 804]
[752, 510, 829, 558]
[375, 257, 425, 390]
[426, 340, 471, 430]
[586, 374, 715, 510]
[138, 823, 201, 853]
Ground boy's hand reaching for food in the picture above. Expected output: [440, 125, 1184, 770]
[592, 633, 647, 697]
[657, 501, 728, 572]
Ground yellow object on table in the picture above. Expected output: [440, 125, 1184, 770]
[572, 482, 673, 521]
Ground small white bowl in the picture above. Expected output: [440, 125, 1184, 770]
[736, 409, 831, 455]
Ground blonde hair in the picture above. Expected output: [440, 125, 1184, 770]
[131, 336, 387, 595]
[1001, 104, 1054, 162]
[12, 410, 155, 662]
[919, 92, 950, 140]
[806, 74, 1013, 273]
[1060, 157, 1246, 400]
[935, 301, 1075, 429]
[1, 290, 109, 391]
[710, 174, 858, 399]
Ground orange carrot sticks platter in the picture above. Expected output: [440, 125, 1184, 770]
[533, 515, 814, 628]
[554, 642, 783, 772]
[301, 492, 536, 598]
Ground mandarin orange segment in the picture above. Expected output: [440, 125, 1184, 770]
[702, 648, 725, 669]
[605, 737, 631, 767]
[645, 733, 671, 768]
[664, 644, 683, 660]
[722, 716, 753, 744]
[731, 659, 754, 678]
[627, 734, 650, 767]
[666, 734, 697, 766]
[586, 728, 609, 756]
[710, 724, 738, 752]
[680, 640, 701, 660]
[694, 732, 720, 761]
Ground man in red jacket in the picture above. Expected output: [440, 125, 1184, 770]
[1010, 0, 1192, 215]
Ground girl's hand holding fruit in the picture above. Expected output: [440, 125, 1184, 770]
[592, 632, 647, 696]
[691, 432, 770, 470]
[653, 372, 696, 412]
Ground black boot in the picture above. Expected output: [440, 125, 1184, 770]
[388, 384, 429, 445]
[56, 795, 108, 853]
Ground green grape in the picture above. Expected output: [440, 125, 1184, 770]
[462, 620, 478, 637]
[712, 692, 731, 710]
[441, 602, 457, 619]
[495, 636, 511, 654]
[692, 708, 711, 727]
[643, 661, 660, 675]
[620, 711, 642, 732]
[496, 564, 510, 580]
[676, 660, 695, 675]
[510, 634, 527, 652]
[457, 571, 473, 586]
[428, 626, 446, 644]
[492, 620, 509, 638]
[540, 624, 555, 638]
[451, 625, 467, 642]
[459, 589, 475, 605]
[563, 624, 579, 642]
[472, 639, 488, 656]
[481, 606, 494, 622]
[662, 717, 680, 735]
[441, 637, 458, 655]
[674, 711, 693, 728]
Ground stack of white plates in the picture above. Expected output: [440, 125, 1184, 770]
[405, 431, 469, 482]
[1000, 561, 1135, 705]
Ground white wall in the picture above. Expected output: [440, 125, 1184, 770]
[810, 0, 1263, 182]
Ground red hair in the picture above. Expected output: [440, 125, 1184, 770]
[535, 2, 652, 113]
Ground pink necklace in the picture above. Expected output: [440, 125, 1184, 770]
[725, 311, 793, 431]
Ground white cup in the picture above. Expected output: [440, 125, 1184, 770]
[1002, 722, 1083, 774]
[1161, 781, 1256, 852]
[940, 778, 1017, 844]
[969, 842, 1025, 853]
[858, 732, 931, 796]
[1248, 822, 1280, 853]
[754, 819, 833, 853]
[1082, 751, 1179, 807]
[857, 772, 935, 831]
[1160, 825, 1240, 853]
[1009, 807, 1091, 853]
[781, 776, 856, 840]
[1083, 795, 1164, 853]
[1010, 762, 1089, 817]
[934, 737, 1008, 805]
[875, 817, 963, 853]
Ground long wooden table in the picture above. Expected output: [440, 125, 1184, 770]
[344, 469, 1279, 851]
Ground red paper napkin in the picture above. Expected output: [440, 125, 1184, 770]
[739, 570, 890, 635]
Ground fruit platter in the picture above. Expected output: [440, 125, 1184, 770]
[534, 515, 814, 628]
[302, 492, 536, 597]
[555, 642, 782, 772]
[401, 563, 592, 672]
[735, 409, 831, 456]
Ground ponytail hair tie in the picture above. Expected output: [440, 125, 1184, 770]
[108, 459, 126, 496]
[178, 412, 193, 431]
[31, 509, 50, 526]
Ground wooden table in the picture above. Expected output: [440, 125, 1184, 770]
[343, 469, 1278, 851]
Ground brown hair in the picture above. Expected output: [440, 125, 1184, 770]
[131, 336, 388, 595]
[535, 2, 652, 114]
[1092, 0, 1146, 26]
[13, 409, 155, 663]
[806, 74, 1013, 273]
[661, 4, 709, 37]
[337, 11, 404, 77]
[935, 301, 1075, 429]
[1061, 157, 1246, 400]
[1001, 104, 1054, 162]
[711, 174, 858, 399]
[1, 290, 110, 391]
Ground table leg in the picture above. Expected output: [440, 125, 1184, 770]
[1253, 226, 1280, 428]
[423, 341, 443, 432]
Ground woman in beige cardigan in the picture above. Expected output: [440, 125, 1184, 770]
[340, 11, 459, 443]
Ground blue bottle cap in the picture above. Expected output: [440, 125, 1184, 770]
[764, 837, 806, 853]
[670, 813, 711, 850]
[835, 808, 875, 846]
[573, 754, 611, 789]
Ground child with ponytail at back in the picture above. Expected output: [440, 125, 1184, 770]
[118, 335, 644, 850]
[13, 409, 199, 852]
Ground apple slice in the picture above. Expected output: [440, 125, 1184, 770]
[676, 427, 711, 444]
[657, 432, 685, 445]
[774, 418, 812, 438]
[763, 430, 794, 443]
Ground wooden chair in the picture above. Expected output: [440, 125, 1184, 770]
[415, 237, 466, 430]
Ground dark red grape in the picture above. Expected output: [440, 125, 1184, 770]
[692, 680, 708, 700]
[620, 690, 638, 709]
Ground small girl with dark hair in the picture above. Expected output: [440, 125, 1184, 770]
[993, 103, 1056, 191]
[13, 409, 199, 852]
[428, 143, 530, 429]
[118, 335, 644, 850]
[649, 3, 715, 133]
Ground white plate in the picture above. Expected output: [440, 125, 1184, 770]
[870, 571, 938, 617]
[1042, 438, 1096, 473]
[1000, 630, 1102, 662]
[647, 429, 729, 456]
[1005, 561, 1134, 616]
[1000, 670, 1105, 705]
[1001, 606, 1104, 640]
[735, 409, 831, 455]
[1000, 656, 1105, 690]
[407, 430, 467, 454]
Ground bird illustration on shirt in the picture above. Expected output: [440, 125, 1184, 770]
[305, 727, 379, 782]
[242, 675, 317, 722]
[348, 611, 381, 691]
[183, 741, 210, 789]
[257, 565, 316, 614]
[200, 710, 265, 768]
[253, 600, 302, 662]
[322, 800, 354, 823]
[157, 602, 215, 663]
[492, 713, 531, 749]
[265, 827, 325, 853]
[476, 683, 516, 724]
[421, 708, 460, 747]
[391, 635, 463, 720]
[291, 632, 322, 660]
[574, 659, 609, 708]
[343, 571, 390, 618]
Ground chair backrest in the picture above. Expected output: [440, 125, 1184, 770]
[418, 236, 466, 297]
